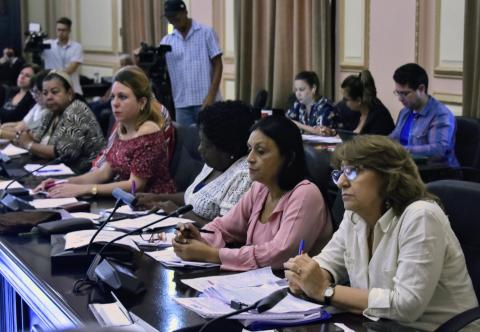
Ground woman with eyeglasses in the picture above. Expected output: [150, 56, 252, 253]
[173, 116, 332, 271]
[13, 70, 105, 174]
[286, 71, 341, 136]
[284, 135, 478, 331]
[340, 70, 394, 135]
[0, 70, 49, 139]
[0, 64, 38, 124]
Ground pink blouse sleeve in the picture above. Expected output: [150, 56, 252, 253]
[201, 184, 258, 247]
[217, 182, 330, 271]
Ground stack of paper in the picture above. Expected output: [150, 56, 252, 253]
[302, 134, 342, 144]
[146, 248, 220, 268]
[175, 267, 330, 328]
[30, 197, 78, 209]
[1, 144, 28, 156]
[64, 229, 140, 252]
[24, 163, 75, 176]
[0, 180, 24, 190]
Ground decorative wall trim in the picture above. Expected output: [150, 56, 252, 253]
[339, 0, 370, 71]
[434, 0, 464, 78]
[432, 92, 462, 105]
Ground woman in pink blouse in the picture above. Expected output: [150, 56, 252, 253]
[36, 66, 175, 197]
[174, 116, 332, 271]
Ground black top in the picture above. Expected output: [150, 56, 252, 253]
[0, 87, 35, 124]
[360, 99, 395, 135]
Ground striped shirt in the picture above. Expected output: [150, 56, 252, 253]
[390, 96, 459, 167]
[160, 20, 222, 108]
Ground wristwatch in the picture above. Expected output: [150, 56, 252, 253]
[323, 284, 335, 305]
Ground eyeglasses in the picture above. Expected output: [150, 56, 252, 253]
[393, 90, 415, 98]
[331, 166, 361, 185]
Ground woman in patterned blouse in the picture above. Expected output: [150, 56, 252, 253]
[135, 100, 255, 225]
[14, 70, 105, 174]
[36, 66, 175, 197]
[286, 71, 341, 136]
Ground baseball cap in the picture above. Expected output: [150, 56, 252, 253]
[164, 0, 187, 17]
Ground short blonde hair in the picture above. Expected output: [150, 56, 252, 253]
[332, 135, 438, 216]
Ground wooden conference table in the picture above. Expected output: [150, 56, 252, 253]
[0, 154, 415, 332]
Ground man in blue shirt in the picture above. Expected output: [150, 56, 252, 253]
[160, 0, 223, 126]
[389, 63, 459, 167]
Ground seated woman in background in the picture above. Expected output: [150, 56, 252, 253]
[0, 70, 49, 139]
[284, 135, 478, 331]
[14, 70, 105, 174]
[286, 71, 340, 136]
[0, 64, 38, 124]
[340, 70, 394, 135]
[136, 100, 254, 225]
[173, 116, 333, 271]
[36, 66, 176, 197]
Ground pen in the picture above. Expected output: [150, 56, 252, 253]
[36, 169, 62, 173]
[45, 179, 68, 190]
[175, 226, 215, 234]
[131, 180, 136, 194]
[298, 239, 305, 255]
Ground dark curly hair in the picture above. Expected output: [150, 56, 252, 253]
[251, 115, 307, 191]
[331, 135, 438, 216]
[197, 100, 254, 159]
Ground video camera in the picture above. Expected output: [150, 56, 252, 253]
[24, 23, 50, 53]
[137, 42, 175, 118]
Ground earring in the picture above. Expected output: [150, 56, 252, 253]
[230, 155, 235, 160]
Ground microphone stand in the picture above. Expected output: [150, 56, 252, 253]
[198, 288, 289, 332]
[73, 204, 193, 293]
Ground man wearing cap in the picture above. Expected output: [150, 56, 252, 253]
[41, 17, 84, 95]
[160, 0, 223, 125]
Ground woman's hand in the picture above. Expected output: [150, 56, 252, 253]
[174, 222, 203, 243]
[34, 178, 57, 193]
[13, 130, 34, 149]
[319, 126, 336, 137]
[284, 254, 331, 301]
[172, 237, 220, 263]
[47, 183, 90, 198]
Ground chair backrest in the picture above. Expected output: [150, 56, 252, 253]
[169, 123, 204, 192]
[303, 144, 332, 202]
[455, 116, 480, 169]
[426, 180, 480, 300]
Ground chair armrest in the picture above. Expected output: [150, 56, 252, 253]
[435, 307, 480, 332]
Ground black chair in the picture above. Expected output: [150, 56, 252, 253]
[427, 180, 480, 331]
[454, 116, 480, 181]
[252, 89, 268, 120]
[169, 123, 204, 192]
[303, 144, 334, 206]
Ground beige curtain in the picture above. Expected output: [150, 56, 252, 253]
[235, 0, 333, 108]
[463, 0, 480, 118]
[122, 0, 166, 53]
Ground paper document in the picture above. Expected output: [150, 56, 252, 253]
[64, 229, 139, 251]
[24, 163, 74, 176]
[0, 180, 24, 190]
[30, 197, 78, 209]
[146, 248, 220, 268]
[103, 205, 151, 216]
[1, 144, 28, 156]
[70, 212, 101, 222]
[181, 267, 282, 292]
[109, 214, 192, 232]
[302, 134, 342, 144]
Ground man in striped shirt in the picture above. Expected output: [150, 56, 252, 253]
[160, 0, 223, 126]
[389, 63, 459, 168]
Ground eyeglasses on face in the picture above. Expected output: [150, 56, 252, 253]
[393, 89, 415, 98]
[331, 165, 361, 185]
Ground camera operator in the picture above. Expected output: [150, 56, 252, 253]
[0, 47, 25, 87]
[40, 17, 84, 95]
[159, 0, 223, 125]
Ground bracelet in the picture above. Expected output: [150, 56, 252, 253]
[91, 184, 98, 196]
[26, 141, 33, 151]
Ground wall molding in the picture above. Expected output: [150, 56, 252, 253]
[432, 92, 462, 105]
[339, 0, 370, 71]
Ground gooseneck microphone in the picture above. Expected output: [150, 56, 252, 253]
[74, 204, 193, 294]
[198, 288, 289, 332]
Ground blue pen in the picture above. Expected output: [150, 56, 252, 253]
[36, 169, 62, 173]
[298, 239, 305, 255]
[131, 180, 136, 194]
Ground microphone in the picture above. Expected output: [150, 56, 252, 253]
[74, 204, 193, 294]
[111, 188, 137, 208]
[198, 288, 289, 332]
